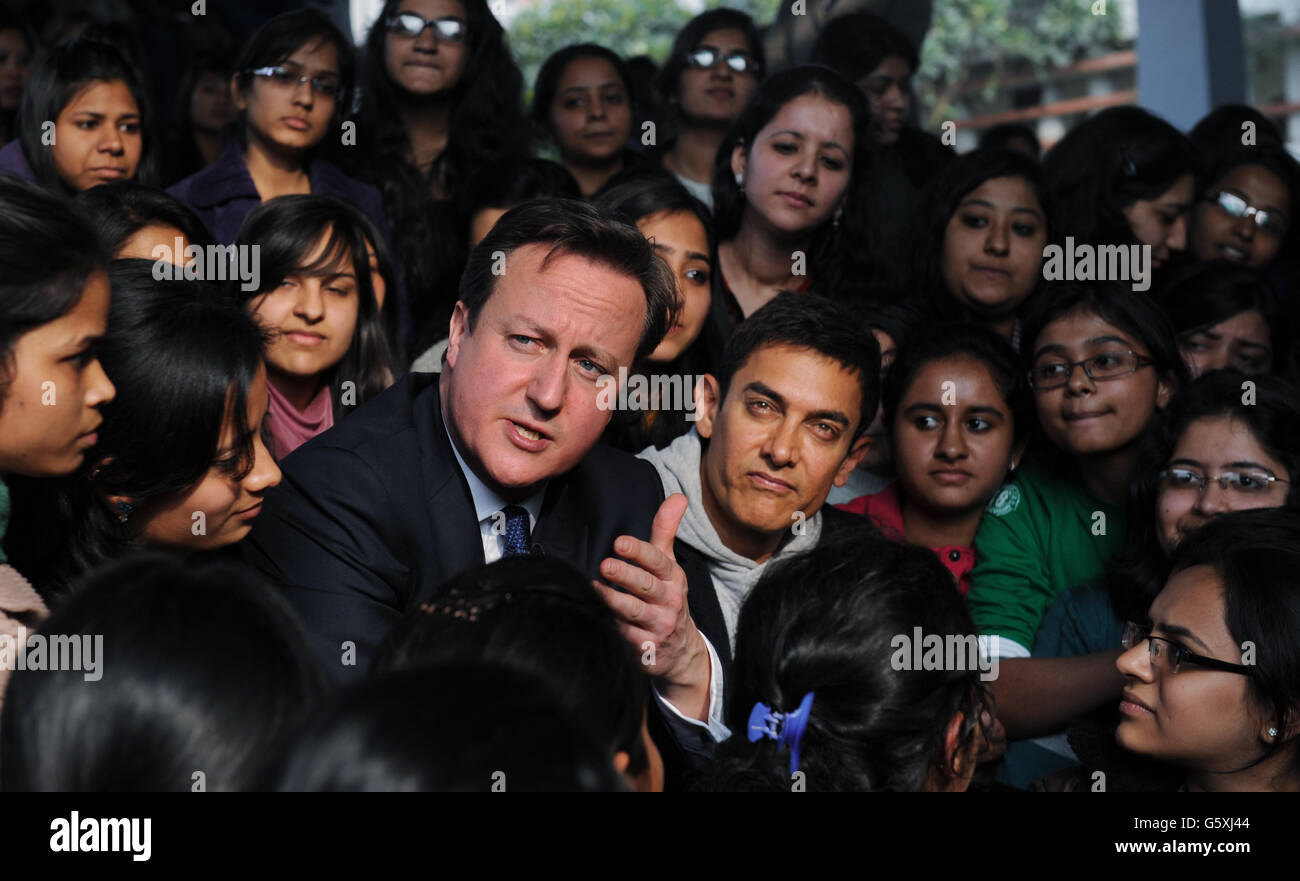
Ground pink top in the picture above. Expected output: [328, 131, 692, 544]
[836, 483, 976, 596]
[266, 380, 335, 460]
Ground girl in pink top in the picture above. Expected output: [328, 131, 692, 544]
[236, 195, 398, 459]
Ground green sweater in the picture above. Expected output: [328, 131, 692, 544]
[969, 461, 1125, 653]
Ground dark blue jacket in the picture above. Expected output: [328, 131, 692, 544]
[0, 140, 37, 184]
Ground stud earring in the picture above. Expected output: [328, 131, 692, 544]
[734, 171, 743, 187]
[1269, 727, 1279, 738]
[115, 500, 134, 524]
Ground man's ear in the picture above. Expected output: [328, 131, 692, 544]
[445, 301, 470, 371]
[832, 432, 872, 487]
[693, 374, 721, 439]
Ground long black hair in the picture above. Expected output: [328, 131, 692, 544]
[15, 36, 158, 193]
[1043, 106, 1198, 249]
[711, 65, 874, 299]
[352, 0, 527, 354]
[6, 261, 269, 599]
[0, 552, 328, 791]
[1107, 370, 1300, 624]
[270, 662, 625, 792]
[0, 175, 105, 404]
[235, 195, 398, 422]
[707, 536, 991, 791]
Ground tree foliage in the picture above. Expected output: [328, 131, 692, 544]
[917, 0, 1126, 127]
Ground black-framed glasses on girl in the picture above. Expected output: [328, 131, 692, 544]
[1121, 621, 1252, 676]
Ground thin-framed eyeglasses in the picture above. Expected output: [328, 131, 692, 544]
[1157, 467, 1290, 497]
[247, 66, 341, 99]
[1121, 622, 1251, 676]
[386, 12, 467, 43]
[1205, 190, 1289, 237]
[1028, 350, 1153, 390]
[685, 46, 759, 76]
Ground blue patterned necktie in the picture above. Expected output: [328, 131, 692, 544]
[501, 505, 532, 557]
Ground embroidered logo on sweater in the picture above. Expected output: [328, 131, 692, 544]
[986, 485, 1021, 517]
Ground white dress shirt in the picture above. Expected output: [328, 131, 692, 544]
[442, 419, 545, 563]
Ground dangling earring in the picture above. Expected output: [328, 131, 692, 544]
[833, 205, 843, 228]
[734, 171, 744, 187]
[115, 500, 134, 524]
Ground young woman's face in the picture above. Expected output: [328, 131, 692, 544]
[1154, 414, 1290, 557]
[235, 38, 339, 155]
[251, 231, 359, 387]
[139, 364, 281, 549]
[0, 269, 115, 477]
[1121, 173, 1194, 271]
[52, 80, 142, 191]
[731, 92, 854, 239]
[892, 354, 1017, 517]
[638, 209, 712, 364]
[384, 0, 470, 96]
[1191, 163, 1292, 268]
[1030, 310, 1173, 457]
[676, 27, 758, 126]
[1180, 309, 1271, 378]
[0, 27, 32, 111]
[857, 55, 911, 146]
[190, 70, 235, 133]
[939, 176, 1046, 323]
[1116, 564, 1269, 774]
[549, 56, 632, 166]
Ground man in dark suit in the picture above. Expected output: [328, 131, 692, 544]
[243, 200, 714, 721]
[625, 292, 884, 755]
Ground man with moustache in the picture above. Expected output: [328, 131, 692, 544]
[622, 292, 883, 748]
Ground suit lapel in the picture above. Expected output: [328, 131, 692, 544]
[535, 476, 587, 568]
[414, 381, 485, 591]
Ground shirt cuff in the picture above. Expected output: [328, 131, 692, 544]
[979, 634, 1031, 661]
[653, 633, 731, 742]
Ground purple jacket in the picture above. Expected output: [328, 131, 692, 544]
[168, 140, 409, 345]
[0, 139, 38, 183]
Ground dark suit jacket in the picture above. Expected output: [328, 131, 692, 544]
[242, 372, 664, 685]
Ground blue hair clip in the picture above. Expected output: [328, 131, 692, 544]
[747, 692, 815, 775]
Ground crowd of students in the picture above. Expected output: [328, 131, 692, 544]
[1, 1, 1298, 792]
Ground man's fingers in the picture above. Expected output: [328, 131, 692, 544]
[649, 492, 688, 556]
[593, 581, 651, 624]
[601, 550, 670, 603]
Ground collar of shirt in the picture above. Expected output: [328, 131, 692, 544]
[441, 410, 545, 531]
